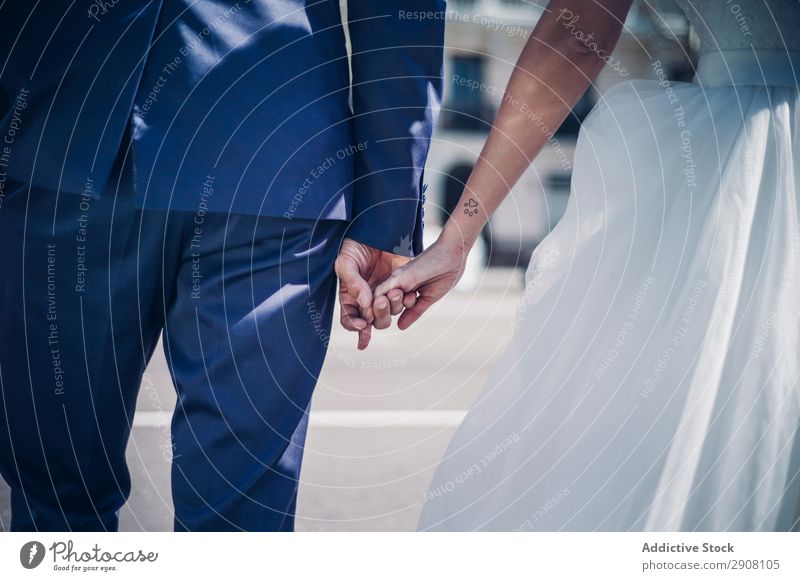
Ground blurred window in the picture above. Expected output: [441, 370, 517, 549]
[441, 55, 493, 131]
[555, 89, 595, 138]
[450, 56, 484, 111]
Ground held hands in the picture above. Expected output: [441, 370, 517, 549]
[336, 234, 469, 348]
[335, 238, 417, 350]
[374, 237, 468, 330]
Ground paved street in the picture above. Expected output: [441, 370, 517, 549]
[0, 268, 524, 532]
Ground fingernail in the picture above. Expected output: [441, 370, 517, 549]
[355, 320, 366, 330]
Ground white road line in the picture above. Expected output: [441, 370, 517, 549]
[132, 410, 467, 429]
[309, 410, 467, 428]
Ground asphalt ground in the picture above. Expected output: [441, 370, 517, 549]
[0, 268, 524, 531]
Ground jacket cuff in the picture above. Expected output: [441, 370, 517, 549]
[345, 179, 426, 257]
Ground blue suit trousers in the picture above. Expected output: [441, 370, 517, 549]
[0, 140, 344, 531]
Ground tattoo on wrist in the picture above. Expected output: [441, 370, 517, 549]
[463, 198, 479, 217]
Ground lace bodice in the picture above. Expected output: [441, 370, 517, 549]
[674, 0, 800, 54]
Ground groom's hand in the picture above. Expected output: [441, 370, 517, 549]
[335, 238, 416, 350]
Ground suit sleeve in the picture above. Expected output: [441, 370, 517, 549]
[344, 1, 445, 257]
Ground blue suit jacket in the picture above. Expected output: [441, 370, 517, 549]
[0, 0, 445, 255]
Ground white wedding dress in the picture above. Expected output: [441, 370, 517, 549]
[420, 0, 800, 531]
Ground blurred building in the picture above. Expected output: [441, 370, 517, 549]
[426, 0, 694, 268]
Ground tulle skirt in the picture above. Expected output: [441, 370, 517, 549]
[419, 52, 800, 531]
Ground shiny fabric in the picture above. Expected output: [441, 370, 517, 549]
[0, 0, 445, 255]
[420, 47, 800, 531]
[0, 141, 346, 531]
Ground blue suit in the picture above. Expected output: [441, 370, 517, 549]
[0, 0, 444, 255]
[0, 0, 443, 531]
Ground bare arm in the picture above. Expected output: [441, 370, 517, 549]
[445, 0, 633, 250]
[375, 0, 634, 329]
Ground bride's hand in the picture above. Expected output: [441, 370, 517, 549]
[373, 233, 469, 330]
